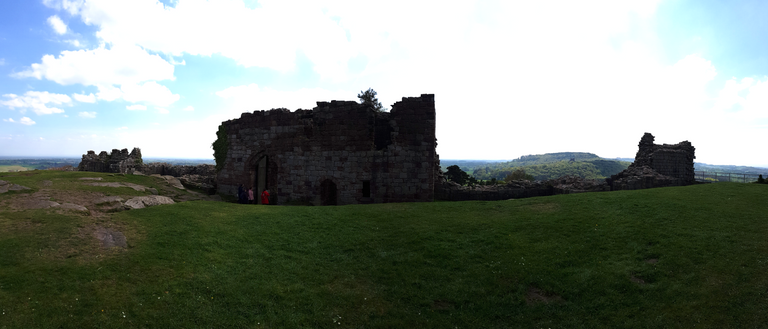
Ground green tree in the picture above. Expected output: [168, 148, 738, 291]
[358, 88, 385, 112]
[504, 168, 534, 182]
[445, 165, 470, 185]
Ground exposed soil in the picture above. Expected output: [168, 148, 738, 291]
[93, 225, 128, 248]
[525, 287, 564, 305]
[630, 275, 646, 285]
[432, 300, 454, 310]
[1, 173, 220, 262]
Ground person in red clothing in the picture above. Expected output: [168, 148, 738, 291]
[260, 189, 270, 205]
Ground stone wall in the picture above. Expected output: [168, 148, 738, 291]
[435, 175, 609, 201]
[609, 133, 696, 190]
[77, 148, 143, 174]
[216, 94, 437, 205]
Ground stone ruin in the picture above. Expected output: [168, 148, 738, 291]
[78, 148, 143, 173]
[77, 148, 217, 193]
[608, 133, 695, 190]
[216, 94, 438, 205]
[436, 133, 696, 201]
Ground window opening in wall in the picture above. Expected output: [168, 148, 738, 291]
[362, 180, 371, 198]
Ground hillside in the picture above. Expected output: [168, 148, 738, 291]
[695, 162, 768, 175]
[2, 170, 768, 327]
[443, 152, 631, 181]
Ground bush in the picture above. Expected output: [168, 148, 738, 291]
[758, 175, 765, 184]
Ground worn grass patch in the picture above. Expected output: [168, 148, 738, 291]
[0, 165, 32, 172]
[1, 171, 768, 328]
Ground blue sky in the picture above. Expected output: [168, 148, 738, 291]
[1, 0, 767, 167]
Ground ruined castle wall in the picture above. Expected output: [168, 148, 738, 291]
[609, 133, 696, 191]
[78, 148, 143, 174]
[216, 94, 437, 205]
[630, 133, 695, 183]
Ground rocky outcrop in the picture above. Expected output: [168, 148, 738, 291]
[608, 165, 684, 190]
[0, 180, 32, 194]
[124, 195, 175, 209]
[77, 148, 217, 194]
[143, 164, 216, 193]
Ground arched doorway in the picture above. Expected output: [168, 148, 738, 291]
[253, 155, 268, 204]
[320, 179, 337, 206]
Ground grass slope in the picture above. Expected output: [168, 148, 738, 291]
[1, 171, 768, 328]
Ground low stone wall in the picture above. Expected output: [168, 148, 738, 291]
[141, 163, 215, 177]
[435, 176, 609, 201]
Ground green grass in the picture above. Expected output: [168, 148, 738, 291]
[1, 171, 768, 328]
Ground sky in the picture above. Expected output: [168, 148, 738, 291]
[1, 0, 767, 167]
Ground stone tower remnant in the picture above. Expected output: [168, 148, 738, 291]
[609, 133, 696, 190]
[215, 94, 438, 205]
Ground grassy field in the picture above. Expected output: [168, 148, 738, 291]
[0, 165, 31, 172]
[1, 171, 768, 328]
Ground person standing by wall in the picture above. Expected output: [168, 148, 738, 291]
[237, 184, 245, 204]
[248, 187, 254, 204]
[261, 189, 270, 205]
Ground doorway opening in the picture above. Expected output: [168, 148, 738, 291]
[253, 156, 268, 204]
[320, 179, 338, 206]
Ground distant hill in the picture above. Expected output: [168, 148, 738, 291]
[694, 163, 768, 175]
[443, 152, 631, 181]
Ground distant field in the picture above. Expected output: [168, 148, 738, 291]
[0, 165, 31, 172]
[1, 170, 768, 327]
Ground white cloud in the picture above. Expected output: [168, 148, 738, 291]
[713, 77, 768, 119]
[14, 44, 174, 87]
[3, 118, 15, 123]
[47, 15, 68, 35]
[72, 92, 96, 103]
[182, 105, 194, 111]
[0, 91, 70, 115]
[78, 111, 97, 118]
[0, 58, 5, 66]
[121, 81, 179, 106]
[43, 0, 85, 16]
[57, 0, 360, 79]
[126, 104, 147, 111]
[117, 126, 128, 130]
[216, 84, 350, 112]
[97, 84, 123, 101]
[14, 44, 180, 106]
[156, 107, 169, 114]
[65, 39, 82, 47]
[20, 117, 36, 125]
